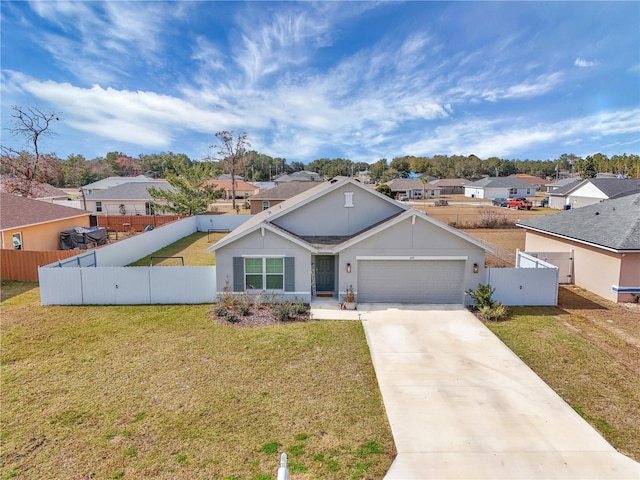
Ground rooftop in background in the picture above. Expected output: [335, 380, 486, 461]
[274, 171, 324, 184]
[466, 177, 535, 189]
[0, 177, 70, 200]
[81, 175, 159, 191]
[250, 181, 324, 200]
[83, 182, 175, 200]
[0, 192, 88, 230]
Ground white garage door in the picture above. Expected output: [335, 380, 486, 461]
[358, 260, 465, 303]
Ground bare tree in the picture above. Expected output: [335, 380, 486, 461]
[211, 130, 250, 210]
[1, 106, 60, 196]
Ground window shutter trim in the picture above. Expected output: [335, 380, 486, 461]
[233, 257, 245, 292]
[284, 257, 295, 292]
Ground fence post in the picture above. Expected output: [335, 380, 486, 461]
[277, 452, 288, 480]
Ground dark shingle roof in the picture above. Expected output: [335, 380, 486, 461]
[250, 182, 323, 200]
[517, 193, 640, 251]
[84, 182, 175, 200]
[0, 193, 88, 230]
[588, 178, 640, 198]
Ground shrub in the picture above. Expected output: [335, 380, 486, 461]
[466, 283, 495, 309]
[213, 304, 228, 318]
[226, 313, 240, 323]
[478, 303, 509, 321]
[292, 299, 308, 316]
[272, 301, 294, 321]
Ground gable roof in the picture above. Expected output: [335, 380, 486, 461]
[385, 178, 431, 190]
[249, 182, 323, 200]
[466, 177, 533, 189]
[0, 177, 70, 199]
[427, 178, 470, 187]
[209, 178, 492, 254]
[508, 174, 547, 186]
[84, 182, 175, 200]
[517, 193, 640, 252]
[274, 171, 324, 183]
[82, 175, 156, 190]
[206, 179, 258, 192]
[568, 178, 640, 199]
[0, 193, 88, 230]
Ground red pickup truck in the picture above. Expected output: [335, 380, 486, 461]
[507, 197, 532, 210]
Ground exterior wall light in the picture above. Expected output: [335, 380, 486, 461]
[346, 263, 351, 273]
[473, 263, 479, 274]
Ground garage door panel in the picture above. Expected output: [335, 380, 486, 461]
[358, 260, 464, 303]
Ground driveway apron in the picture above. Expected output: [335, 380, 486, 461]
[359, 304, 640, 480]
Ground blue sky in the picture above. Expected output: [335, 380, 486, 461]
[1, 1, 639, 164]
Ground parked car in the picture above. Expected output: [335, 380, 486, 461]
[540, 197, 549, 207]
[434, 199, 448, 206]
[492, 197, 508, 207]
[507, 197, 533, 210]
[399, 195, 409, 202]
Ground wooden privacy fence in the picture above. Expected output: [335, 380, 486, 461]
[1, 249, 80, 282]
[96, 215, 185, 233]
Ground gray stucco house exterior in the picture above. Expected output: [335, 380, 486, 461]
[210, 178, 490, 305]
[464, 177, 536, 199]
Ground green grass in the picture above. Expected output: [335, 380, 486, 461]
[1, 284, 395, 479]
[128, 231, 227, 266]
[485, 305, 640, 461]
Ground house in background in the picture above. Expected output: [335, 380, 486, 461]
[464, 177, 536, 199]
[518, 193, 640, 303]
[0, 193, 90, 251]
[508, 174, 547, 191]
[80, 175, 157, 195]
[274, 171, 324, 184]
[248, 182, 323, 214]
[385, 178, 439, 199]
[545, 177, 580, 194]
[426, 178, 470, 195]
[210, 178, 490, 305]
[206, 179, 259, 200]
[83, 182, 176, 215]
[548, 178, 640, 210]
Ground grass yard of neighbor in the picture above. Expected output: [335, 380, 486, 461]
[1, 284, 395, 479]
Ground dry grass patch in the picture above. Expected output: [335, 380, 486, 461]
[485, 286, 640, 461]
[128, 232, 227, 266]
[1, 284, 395, 479]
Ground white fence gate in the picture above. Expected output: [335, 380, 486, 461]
[38, 215, 251, 306]
[488, 251, 559, 306]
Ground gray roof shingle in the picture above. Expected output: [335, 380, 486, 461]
[517, 193, 640, 251]
[466, 177, 534, 189]
[84, 182, 175, 200]
[250, 182, 322, 200]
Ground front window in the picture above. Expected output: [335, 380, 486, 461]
[145, 202, 155, 215]
[509, 188, 517, 195]
[245, 257, 284, 290]
[96, 201, 103, 212]
[262, 201, 270, 211]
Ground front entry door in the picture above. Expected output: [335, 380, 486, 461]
[315, 256, 335, 293]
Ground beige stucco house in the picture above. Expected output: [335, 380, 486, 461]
[517, 193, 640, 303]
[0, 193, 90, 251]
[210, 178, 491, 305]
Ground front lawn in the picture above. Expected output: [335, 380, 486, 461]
[485, 286, 640, 462]
[1, 285, 395, 479]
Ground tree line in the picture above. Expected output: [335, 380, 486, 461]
[2, 106, 638, 199]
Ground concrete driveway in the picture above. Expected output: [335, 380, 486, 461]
[357, 304, 639, 480]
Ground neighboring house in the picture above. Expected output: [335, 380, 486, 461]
[83, 181, 176, 215]
[80, 175, 157, 195]
[248, 182, 323, 214]
[273, 171, 324, 184]
[545, 177, 580, 194]
[385, 178, 439, 199]
[1, 176, 70, 202]
[548, 178, 640, 210]
[517, 193, 640, 303]
[206, 179, 259, 199]
[209, 178, 491, 305]
[508, 174, 547, 191]
[0, 193, 90, 251]
[464, 177, 536, 199]
[426, 178, 470, 195]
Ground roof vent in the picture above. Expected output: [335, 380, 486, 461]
[595, 212, 599, 216]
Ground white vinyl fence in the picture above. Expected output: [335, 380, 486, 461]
[39, 215, 252, 305]
[488, 251, 559, 306]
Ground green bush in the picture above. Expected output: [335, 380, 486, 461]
[478, 303, 508, 321]
[466, 283, 495, 309]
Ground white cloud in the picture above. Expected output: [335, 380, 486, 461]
[574, 57, 598, 67]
